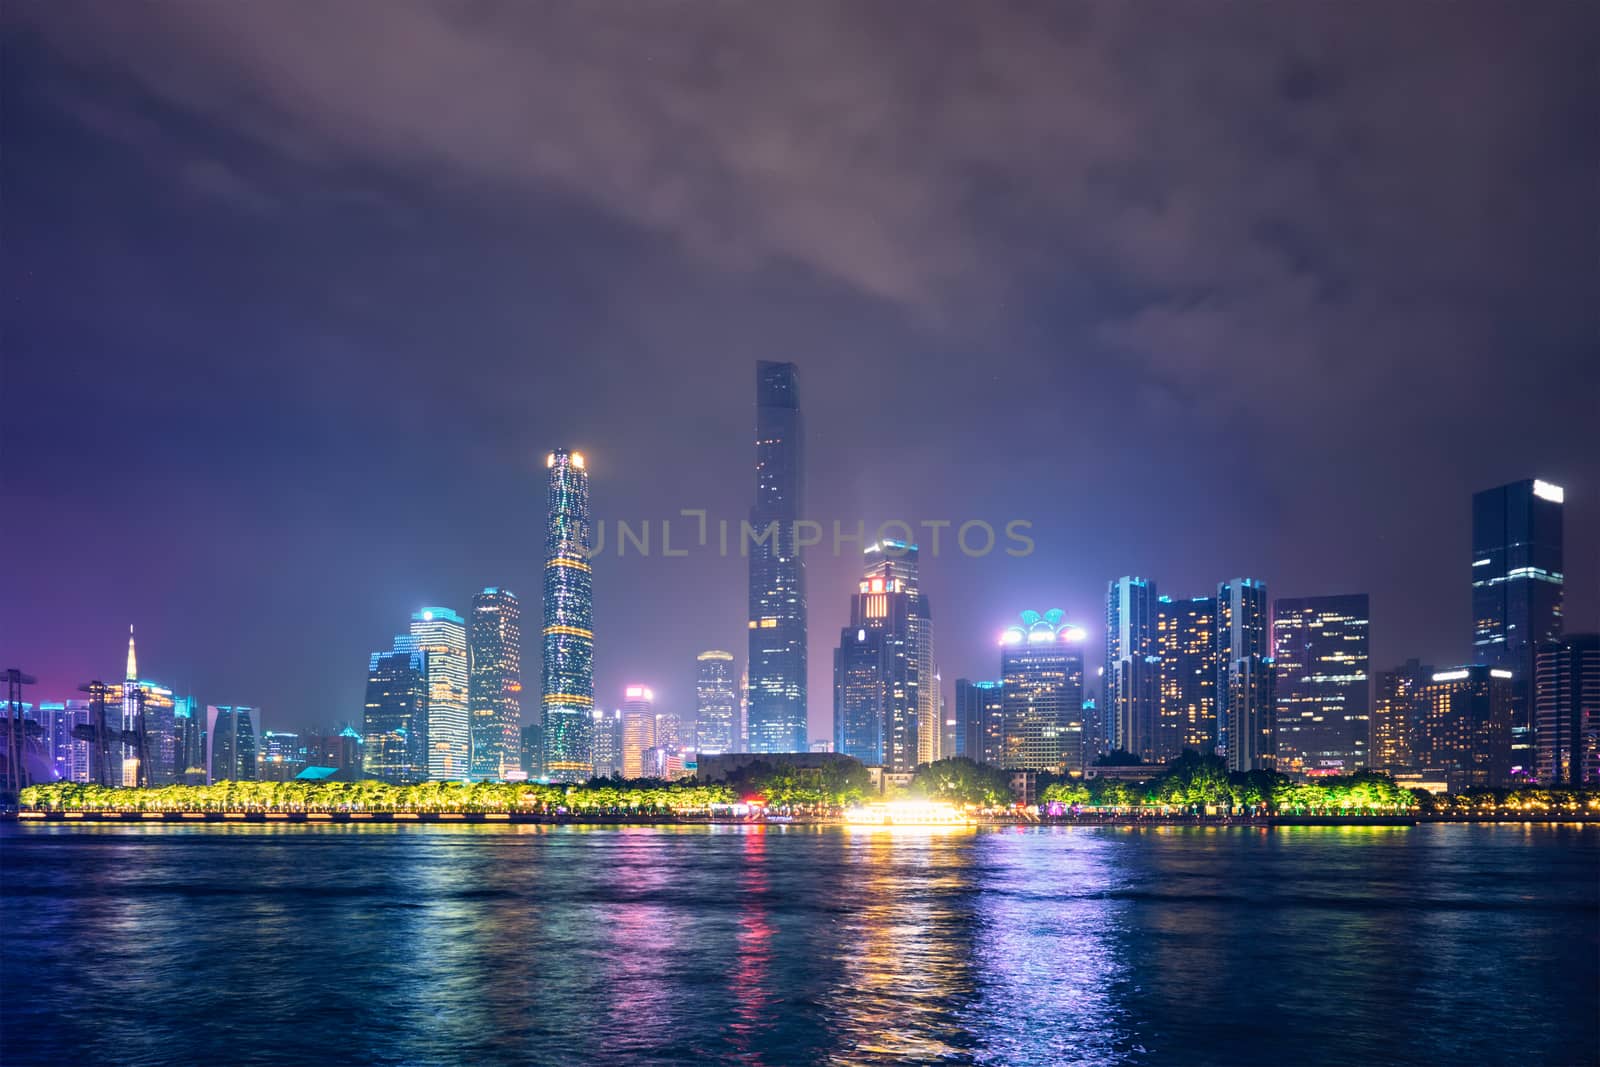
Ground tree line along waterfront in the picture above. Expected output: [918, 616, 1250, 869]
[16, 753, 1600, 819]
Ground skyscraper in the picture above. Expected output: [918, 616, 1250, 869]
[1105, 576, 1164, 763]
[592, 708, 624, 778]
[620, 686, 653, 779]
[1472, 478, 1564, 723]
[694, 650, 737, 756]
[999, 611, 1087, 773]
[405, 607, 469, 781]
[363, 650, 429, 784]
[1534, 634, 1599, 786]
[1217, 579, 1273, 771]
[1157, 595, 1217, 754]
[747, 361, 807, 753]
[120, 626, 142, 786]
[954, 679, 1004, 764]
[468, 587, 523, 781]
[138, 681, 177, 786]
[1371, 659, 1433, 773]
[831, 542, 932, 772]
[1272, 594, 1371, 776]
[1418, 665, 1514, 790]
[542, 448, 595, 781]
[206, 705, 258, 782]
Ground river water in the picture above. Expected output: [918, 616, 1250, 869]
[1, 822, 1595, 1065]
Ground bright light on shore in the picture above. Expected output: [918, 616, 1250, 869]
[844, 800, 972, 826]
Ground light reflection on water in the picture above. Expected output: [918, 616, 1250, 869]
[1, 822, 1595, 1066]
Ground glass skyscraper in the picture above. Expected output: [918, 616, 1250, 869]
[542, 448, 594, 781]
[620, 685, 653, 779]
[1272, 594, 1370, 776]
[747, 361, 808, 753]
[1217, 578, 1273, 772]
[1157, 595, 1217, 755]
[1419, 665, 1514, 790]
[468, 587, 523, 781]
[954, 679, 1004, 765]
[831, 542, 933, 771]
[1472, 478, 1564, 724]
[404, 607, 470, 781]
[1534, 634, 1599, 786]
[363, 649, 429, 784]
[206, 704, 258, 783]
[999, 610, 1086, 773]
[1105, 576, 1163, 762]
[694, 650, 737, 756]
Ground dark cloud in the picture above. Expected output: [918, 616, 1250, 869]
[3, 1, 1596, 732]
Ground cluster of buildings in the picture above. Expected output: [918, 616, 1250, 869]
[4, 360, 1593, 797]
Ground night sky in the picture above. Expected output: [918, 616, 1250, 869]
[4, 3, 1596, 739]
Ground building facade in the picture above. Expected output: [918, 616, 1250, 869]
[469, 587, 523, 781]
[747, 361, 808, 753]
[999, 611, 1087, 773]
[954, 679, 1004, 765]
[1370, 659, 1434, 773]
[1217, 579, 1273, 771]
[1157, 595, 1217, 755]
[592, 708, 624, 778]
[542, 448, 595, 781]
[620, 686, 654, 779]
[694, 651, 737, 756]
[363, 649, 429, 784]
[1418, 665, 1514, 790]
[1104, 577, 1163, 761]
[1534, 634, 1599, 786]
[404, 607, 470, 781]
[206, 705, 258, 783]
[1272, 594, 1371, 776]
[830, 542, 933, 771]
[1472, 479, 1564, 724]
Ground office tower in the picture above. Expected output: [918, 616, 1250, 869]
[829, 542, 932, 771]
[999, 611, 1087, 772]
[120, 627, 143, 786]
[206, 705, 258, 782]
[363, 650, 429, 784]
[260, 731, 305, 781]
[1472, 479, 1564, 724]
[1418, 666, 1514, 790]
[38, 701, 90, 783]
[738, 667, 749, 753]
[303, 726, 364, 779]
[1371, 659, 1434, 773]
[1157, 596, 1218, 754]
[174, 695, 207, 784]
[405, 607, 470, 781]
[542, 448, 595, 781]
[591, 708, 624, 777]
[621, 686, 654, 779]
[137, 681, 177, 786]
[1217, 579, 1273, 771]
[747, 361, 807, 753]
[469, 587, 523, 781]
[1104, 577, 1163, 760]
[1272, 594, 1371, 776]
[1534, 635, 1600, 785]
[954, 679, 1004, 764]
[520, 722, 542, 781]
[694, 651, 737, 756]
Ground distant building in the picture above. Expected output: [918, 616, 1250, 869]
[738, 667, 749, 754]
[860, 542, 938, 765]
[1472, 479, 1564, 724]
[694, 650, 737, 756]
[138, 681, 178, 786]
[363, 650, 429, 784]
[696, 750, 861, 784]
[1272, 594, 1371, 776]
[1157, 596, 1217, 754]
[520, 722, 543, 781]
[1217, 579, 1273, 771]
[259, 731, 305, 781]
[469, 588, 523, 781]
[747, 361, 808, 754]
[834, 624, 887, 766]
[542, 448, 595, 781]
[403, 607, 470, 782]
[809, 739, 834, 753]
[1418, 666, 1514, 790]
[175, 695, 207, 784]
[999, 611, 1087, 773]
[591, 708, 623, 778]
[1105, 577, 1163, 761]
[206, 705, 258, 783]
[303, 726, 364, 779]
[953, 679, 1004, 764]
[621, 686, 654, 779]
[38, 701, 90, 783]
[1534, 635, 1599, 785]
[1371, 659, 1434, 773]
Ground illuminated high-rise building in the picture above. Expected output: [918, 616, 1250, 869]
[363, 649, 429, 784]
[175, 695, 207, 784]
[1472, 478, 1564, 724]
[206, 705, 258, 783]
[738, 667, 749, 753]
[542, 448, 595, 781]
[1272, 594, 1370, 777]
[403, 607, 469, 781]
[1157, 596, 1217, 754]
[1418, 665, 1514, 790]
[831, 542, 932, 771]
[1216, 579, 1273, 771]
[120, 626, 142, 786]
[954, 679, 1004, 764]
[138, 681, 177, 786]
[38, 701, 90, 783]
[747, 361, 808, 753]
[999, 611, 1087, 773]
[1534, 634, 1600, 786]
[694, 651, 737, 756]
[1105, 577, 1164, 762]
[1371, 659, 1433, 773]
[592, 708, 624, 778]
[469, 588, 523, 781]
[620, 686, 654, 779]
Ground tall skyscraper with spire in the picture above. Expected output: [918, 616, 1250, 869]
[468, 587, 523, 781]
[541, 448, 594, 781]
[747, 362, 808, 753]
[120, 626, 143, 786]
